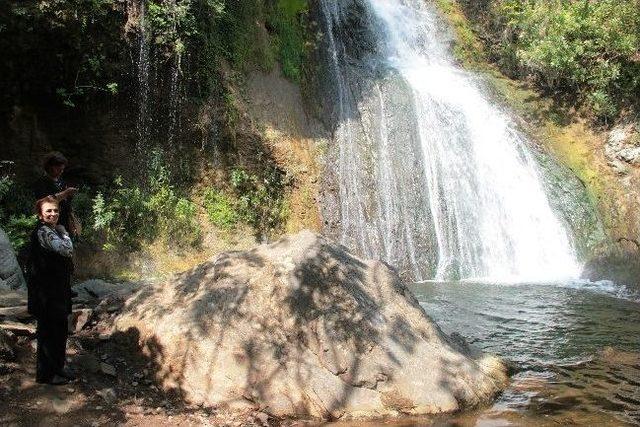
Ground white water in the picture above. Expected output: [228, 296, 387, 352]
[321, 0, 581, 282]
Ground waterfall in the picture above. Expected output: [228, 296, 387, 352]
[318, 0, 581, 282]
[136, 0, 150, 154]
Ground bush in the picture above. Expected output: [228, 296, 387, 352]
[203, 189, 239, 229]
[267, 0, 309, 81]
[202, 166, 290, 237]
[230, 167, 289, 235]
[92, 150, 201, 251]
[486, 0, 640, 119]
[0, 174, 37, 252]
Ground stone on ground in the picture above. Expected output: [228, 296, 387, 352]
[73, 279, 140, 302]
[114, 230, 507, 420]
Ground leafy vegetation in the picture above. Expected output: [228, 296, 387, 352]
[0, 172, 37, 251]
[455, 0, 640, 121]
[203, 167, 290, 236]
[0, 0, 125, 108]
[92, 149, 200, 251]
[203, 189, 238, 229]
[267, 0, 310, 81]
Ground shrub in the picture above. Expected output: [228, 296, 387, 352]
[203, 189, 239, 229]
[230, 167, 290, 235]
[486, 0, 640, 119]
[267, 0, 309, 81]
[0, 174, 37, 252]
[92, 150, 201, 250]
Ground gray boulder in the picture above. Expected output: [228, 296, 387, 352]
[114, 231, 507, 419]
[0, 228, 26, 291]
[115, 230, 507, 420]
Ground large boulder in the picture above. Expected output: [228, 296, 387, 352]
[114, 231, 507, 420]
[0, 228, 26, 291]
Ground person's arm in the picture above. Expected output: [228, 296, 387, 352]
[37, 225, 73, 257]
[54, 187, 78, 201]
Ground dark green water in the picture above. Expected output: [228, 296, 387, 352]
[409, 281, 640, 426]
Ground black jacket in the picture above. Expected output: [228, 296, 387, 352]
[26, 223, 74, 318]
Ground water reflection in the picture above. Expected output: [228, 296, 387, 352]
[410, 281, 640, 425]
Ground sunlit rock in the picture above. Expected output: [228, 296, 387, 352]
[114, 230, 507, 420]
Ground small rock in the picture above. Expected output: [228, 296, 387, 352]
[66, 387, 75, 393]
[52, 397, 72, 414]
[0, 329, 16, 361]
[71, 309, 93, 333]
[98, 333, 110, 341]
[97, 387, 117, 404]
[255, 411, 269, 426]
[95, 406, 103, 411]
[100, 362, 116, 377]
[100, 354, 108, 361]
[132, 381, 138, 387]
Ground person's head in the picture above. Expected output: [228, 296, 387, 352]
[35, 196, 60, 226]
[42, 151, 68, 179]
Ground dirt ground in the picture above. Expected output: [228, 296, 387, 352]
[0, 320, 291, 426]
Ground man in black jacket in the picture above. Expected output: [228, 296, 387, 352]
[32, 152, 78, 236]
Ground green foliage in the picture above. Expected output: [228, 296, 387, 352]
[203, 189, 238, 229]
[0, 174, 37, 252]
[267, 0, 309, 81]
[1, 0, 126, 107]
[202, 166, 290, 236]
[147, 0, 198, 56]
[229, 167, 289, 235]
[486, 0, 640, 120]
[92, 150, 200, 250]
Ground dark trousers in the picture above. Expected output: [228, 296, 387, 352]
[36, 315, 68, 382]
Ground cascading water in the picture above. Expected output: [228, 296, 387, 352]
[135, 0, 150, 154]
[318, 0, 581, 282]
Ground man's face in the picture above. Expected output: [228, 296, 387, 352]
[49, 163, 65, 179]
[39, 201, 59, 226]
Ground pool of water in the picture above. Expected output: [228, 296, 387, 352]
[404, 280, 640, 426]
[328, 281, 640, 426]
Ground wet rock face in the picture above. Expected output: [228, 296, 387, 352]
[115, 230, 507, 420]
[0, 228, 26, 291]
[581, 239, 640, 289]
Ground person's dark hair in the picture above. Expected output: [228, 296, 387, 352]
[35, 196, 58, 216]
[42, 151, 68, 174]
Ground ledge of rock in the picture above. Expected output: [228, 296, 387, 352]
[114, 230, 507, 420]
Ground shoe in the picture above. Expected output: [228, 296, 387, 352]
[58, 368, 76, 380]
[48, 374, 70, 385]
